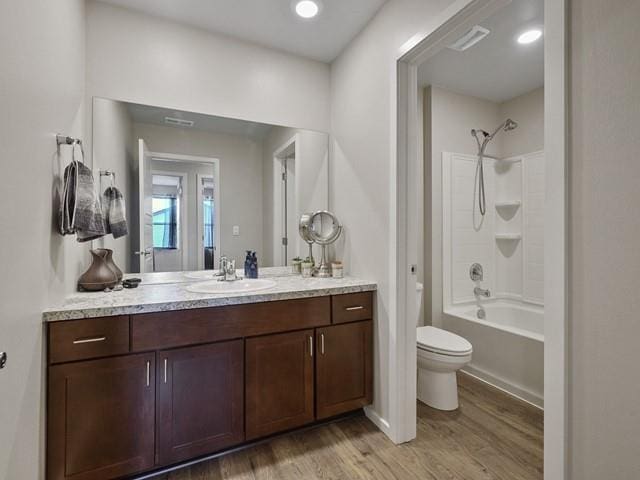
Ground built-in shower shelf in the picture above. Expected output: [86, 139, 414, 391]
[495, 200, 521, 209]
[495, 233, 522, 241]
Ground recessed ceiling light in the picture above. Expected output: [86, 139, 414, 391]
[517, 29, 543, 45]
[295, 0, 320, 19]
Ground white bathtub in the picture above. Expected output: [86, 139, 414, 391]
[443, 301, 544, 408]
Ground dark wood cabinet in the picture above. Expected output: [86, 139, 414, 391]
[47, 353, 155, 480]
[245, 329, 315, 440]
[156, 340, 244, 465]
[316, 320, 373, 419]
[46, 291, 374, 479]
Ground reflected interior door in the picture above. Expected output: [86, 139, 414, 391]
[138, 139, 154, 273]
[280, 155, 296, 265]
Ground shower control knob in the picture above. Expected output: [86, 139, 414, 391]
[0, 352, 7, 369]
[470, 263, 484, 282]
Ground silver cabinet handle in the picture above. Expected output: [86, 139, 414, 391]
[309, 336, 313, 357]
[320, 334, 325, 355]
[345, 306, 365, 311]
[146, 361, 150, 387]
[73, 336, 106, 345]
[164, 358, 168, 383]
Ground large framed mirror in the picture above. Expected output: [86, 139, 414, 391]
[92, 97, 329, 274]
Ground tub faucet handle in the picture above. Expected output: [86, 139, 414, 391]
[470, 263, 484, 281]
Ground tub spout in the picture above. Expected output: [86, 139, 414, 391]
[474, 287, 491, 298]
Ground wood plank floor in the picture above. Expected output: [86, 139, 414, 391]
[151, 373, 543, 480]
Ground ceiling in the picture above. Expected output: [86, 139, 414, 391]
[126, 102, 274, 140]
[418, 0, 544, 103]
[95, 0, 387, 63]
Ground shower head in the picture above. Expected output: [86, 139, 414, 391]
[503, 118, 518, 131]
[487, 118, 518, 139]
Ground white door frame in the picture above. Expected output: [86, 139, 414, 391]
[272, 134, 299, 265]
[392, 1, 567, 479]
[150, 152, 221, 271]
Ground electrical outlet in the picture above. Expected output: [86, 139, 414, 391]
[233, 225, 240, 236]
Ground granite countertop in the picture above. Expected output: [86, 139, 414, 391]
[43, 268, 377, 322]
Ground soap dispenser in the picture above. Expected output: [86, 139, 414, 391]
[249, 251, 259, 279]
[244, 250, 252, 277]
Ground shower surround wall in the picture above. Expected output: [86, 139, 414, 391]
[426, 86, 545, 326]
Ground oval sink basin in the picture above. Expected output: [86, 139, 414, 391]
[186, 279, 277, 294]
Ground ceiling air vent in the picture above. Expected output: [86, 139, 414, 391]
[164, 117, 194, 127]
[447, 25, 490, 51]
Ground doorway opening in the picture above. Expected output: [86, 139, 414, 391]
[393, 0, 566, 478]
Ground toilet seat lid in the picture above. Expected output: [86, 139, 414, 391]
[417, 326, 472, 356]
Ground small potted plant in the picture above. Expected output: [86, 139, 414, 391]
[301, 257, 314, 278]
[291, 257, 303, 274]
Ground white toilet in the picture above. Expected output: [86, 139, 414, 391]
[416, 284, 473, 411]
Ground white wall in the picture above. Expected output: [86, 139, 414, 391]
[86, 0, 331, 133]
[570, 0, 640, 477]
[330, 0, 456, 438]
[500, 88, 544, 158]
[134, 123, 264, 265]
[92, 98, 135, 271]
[0, 1, 86, 478]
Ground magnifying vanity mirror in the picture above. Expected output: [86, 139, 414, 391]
[300, 210, 342, 277]
[92, 97, 329, 274]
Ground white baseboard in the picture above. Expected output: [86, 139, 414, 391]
[461, 366, 544, 409]
[364, 406, 392, 438]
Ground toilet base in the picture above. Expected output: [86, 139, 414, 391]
[417, 368, 460, 411]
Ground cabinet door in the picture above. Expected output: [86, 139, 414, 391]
[157, 340, 244, 465]
[316, 320, 373, 419]
[245, 329, 314, 440]
[47, 353, 155, 480]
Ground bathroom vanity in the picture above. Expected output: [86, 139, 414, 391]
[43, 275, 375, 480]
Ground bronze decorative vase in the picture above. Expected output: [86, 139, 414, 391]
[95, 248, 123, 282]
[78, 249, 119, 291]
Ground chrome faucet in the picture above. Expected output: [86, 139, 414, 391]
[216, 256, 240, 282]
[214, 256, 228, 278]
[474, 286, 491, 298]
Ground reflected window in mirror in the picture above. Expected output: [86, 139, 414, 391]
[152, 196, 179, 249]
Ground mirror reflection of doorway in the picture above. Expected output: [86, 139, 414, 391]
[281, 154, 296, 265]
[151, 172, 186, 272]
[198, 174, 216, 270]
[138, 148, 219, 273]
[273, 137, 297, 266]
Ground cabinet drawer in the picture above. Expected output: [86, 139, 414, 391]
[131, 297, 331, 351]
[331, 292, 373, 324]
[48, 316, 130, 364]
